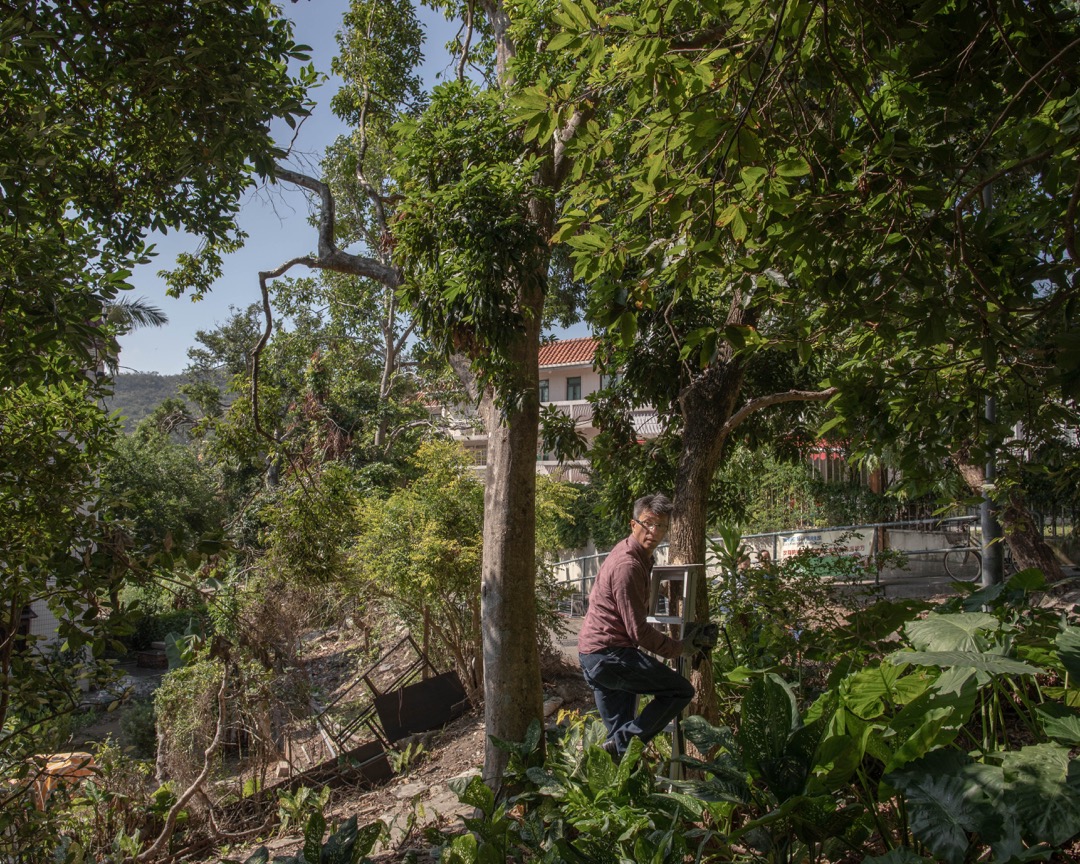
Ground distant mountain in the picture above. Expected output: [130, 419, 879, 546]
[105, 372, 194, 433]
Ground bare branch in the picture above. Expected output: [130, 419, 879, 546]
[393, 320, 417, 357]
[458, 0, 474, 83]
[383, 419, 437, 455]
[272, 167, 401, 286]
[553, 106, 592, 187]
[137, 663, 230, 862]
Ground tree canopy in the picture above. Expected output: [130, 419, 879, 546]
[0, 2, 314, 849]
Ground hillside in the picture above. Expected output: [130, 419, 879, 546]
[104, 372, 193, 432]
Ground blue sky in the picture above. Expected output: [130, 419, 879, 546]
[117, 0, 474, 375]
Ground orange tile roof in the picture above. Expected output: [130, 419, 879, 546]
[538, 337, 598, 368]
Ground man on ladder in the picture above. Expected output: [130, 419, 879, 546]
[577, 492, 713, 760]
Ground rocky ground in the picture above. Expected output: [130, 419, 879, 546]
[211, 618, 593, 863]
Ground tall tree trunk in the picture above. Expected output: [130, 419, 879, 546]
[667, 355, 747, 724]
[955, 459, 1063, 580]
[478, 290, 544, 784]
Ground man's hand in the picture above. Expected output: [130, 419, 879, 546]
[682, 622, 717, 648]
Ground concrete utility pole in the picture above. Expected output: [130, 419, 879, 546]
[981, 395, 1004, 586]
[979, 183, 1004, 588]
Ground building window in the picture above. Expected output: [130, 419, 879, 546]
[600, 372, 620, 389]
[539, 379, 549, 403]
[566, 377, 581, 401]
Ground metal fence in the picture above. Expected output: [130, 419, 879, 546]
[550, 515, 989, 617]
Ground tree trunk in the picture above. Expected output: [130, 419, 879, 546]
[667, 349, 747, 725]
[955, 459, 1063, 580]
[478, 300, 544, 785]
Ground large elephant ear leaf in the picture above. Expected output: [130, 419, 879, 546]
[1056, 627, 1080, 681]
[887, 752, 1004, 864]
[1035, 703, 1080, 746]
[886, 771, 986, 864]
[1002, 744, 1080, 847]
[904, 612, 999, 652]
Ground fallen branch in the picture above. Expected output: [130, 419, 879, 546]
[135, 663, 230, 863]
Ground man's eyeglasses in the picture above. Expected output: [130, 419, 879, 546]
[632, 518, 669, 534]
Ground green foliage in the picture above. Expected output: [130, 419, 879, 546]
[51, 741, 174, 862]
[164, 618, 207, 670]
[119, 700, 157, 759]
[101, 430, 225, 555]
[277, 786, 331, 838]
[709, 529, 873, 678]
[392, 81, 549, 391]
[350, 441, 575, 695]
[153, 657, 224, 785]
[261, 462, 364, 587]
[388, 741, 427, 775]
[440, 560, 1080, 861]
[237, 813, 384, 864]
[1, 4, 313, 855]
[125, 605, 206, 653]
[351, 440, 485, 691]
[711, 445, 903, 533]
[436, 716, 708, 864]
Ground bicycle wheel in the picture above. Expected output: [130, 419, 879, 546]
[944, 548, 982, 581]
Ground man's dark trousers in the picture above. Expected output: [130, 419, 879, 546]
[579, 647, 695, 755]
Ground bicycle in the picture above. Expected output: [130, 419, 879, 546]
[944, 544, 983, 581]
[943, 524, 1017, 582]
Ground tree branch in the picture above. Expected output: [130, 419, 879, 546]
[458, 0, 474, 83]
[717, 386, 839, 445]
[136, 663, 230, 862]
[553, 106, 592, 187]
[272, 167, 401, 286]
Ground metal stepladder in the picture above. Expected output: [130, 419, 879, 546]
[646, 563, 704, 780]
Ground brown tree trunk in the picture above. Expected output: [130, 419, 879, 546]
[478, 296, 545, 785]
[668, 354, 747, 725]
[955, 459, 1063, 580]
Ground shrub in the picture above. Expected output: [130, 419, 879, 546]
[120, 700, 157, 758]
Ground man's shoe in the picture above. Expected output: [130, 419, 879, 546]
[601, 738, 621, 763]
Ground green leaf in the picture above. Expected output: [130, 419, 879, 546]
[729, 209, 747, 242]
[1056, 626, 1080, 680]
[681, 714, 737, 755]
[904, 612, 1000, 652]
[776, 157, 811, 177]
[738, 674, 797, 779]
[545, 31, 579, 51]
[889, 650, 1042, 676]
[1036, 704, 1080, 745]
[740, 166, 768, 189]
[302, 809, 326, 863]
[1002, 744, 1080, 846]
[886, 771, 985, 864]
[442, 832, 478, 864]
[839, 662, 929, 720]
[450, 775, 495, 817]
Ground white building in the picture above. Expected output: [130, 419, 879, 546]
[436, 337, 658, 484]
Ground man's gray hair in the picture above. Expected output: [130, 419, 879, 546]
[633, 493, 673, 520]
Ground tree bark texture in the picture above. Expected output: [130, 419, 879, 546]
[478, 296, 545, 785]
[666, 301, 750, 725]
[668, 364, 747, 724]
[955, 459, 1064, 580]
